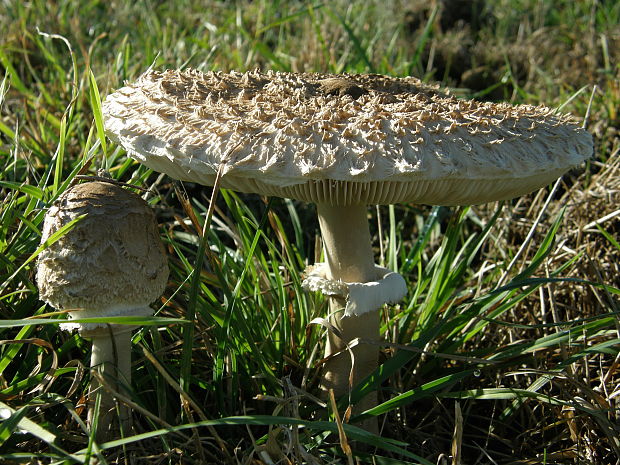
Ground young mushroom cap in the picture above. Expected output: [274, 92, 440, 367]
[102, 69, 593, 431]
[38, 181, 169, 328]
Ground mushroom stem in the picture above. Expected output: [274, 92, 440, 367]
[316, 203, 379, 430]
[85, 325, 134, 441]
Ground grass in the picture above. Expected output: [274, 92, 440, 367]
[1, 0, 619, 463]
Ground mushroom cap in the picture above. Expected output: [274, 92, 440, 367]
[103, 69, 593, 206]
[37, 182, 169, 321]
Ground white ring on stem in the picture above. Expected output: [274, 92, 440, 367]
[302, 263, 407, 316]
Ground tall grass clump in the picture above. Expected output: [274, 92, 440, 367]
[1, 0, 618, 463]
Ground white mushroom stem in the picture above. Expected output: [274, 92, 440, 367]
[315, 203, 404, 430]
[82, 324, 135, 441]
[62, 302, 155, 441]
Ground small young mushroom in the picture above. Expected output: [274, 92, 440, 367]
[37, 181, 168, 441]
[102, 69, 593, 431]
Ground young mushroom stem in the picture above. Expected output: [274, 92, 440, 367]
[85, 324, 135, 440]
[316, 203, 379, 428]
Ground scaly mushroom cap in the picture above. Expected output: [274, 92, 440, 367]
[37, 182, 169, 325]
[103, 69, 593, 206]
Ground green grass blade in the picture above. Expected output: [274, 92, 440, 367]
[357, 370, 475, 419]
[0, 316, 189, 328]
[52, 114, 67, 193]
[88, 68, 107, 157]
[326, 7, 374, 72]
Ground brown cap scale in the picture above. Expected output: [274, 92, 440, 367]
[102, 69, 593, 431]
[37, 181, 168, 440]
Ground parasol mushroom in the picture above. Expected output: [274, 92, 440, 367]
[102, 69, 593, 431]
[37, 181, 169, 441]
